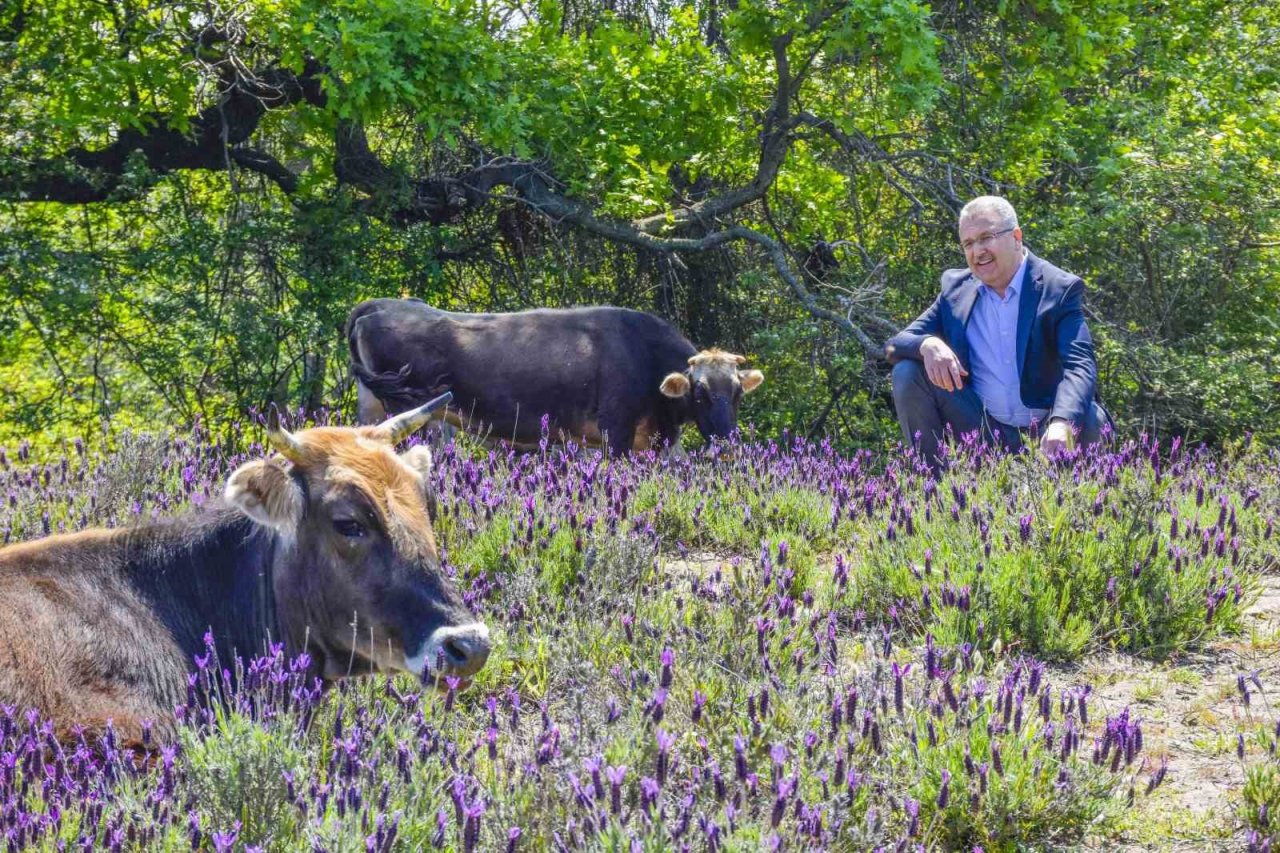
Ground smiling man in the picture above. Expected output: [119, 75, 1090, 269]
[884, 196, 1111, 469]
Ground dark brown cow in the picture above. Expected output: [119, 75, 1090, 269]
[0, 396, 489, 743]
[346, 299, 765, 454]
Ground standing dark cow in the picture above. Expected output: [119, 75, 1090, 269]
[346, 299, 765, 454]
[0, 395, 489, 744]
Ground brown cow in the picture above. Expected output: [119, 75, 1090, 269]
[0, 394, 489, 743]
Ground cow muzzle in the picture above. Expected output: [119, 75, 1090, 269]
[406, 623, 492, 687]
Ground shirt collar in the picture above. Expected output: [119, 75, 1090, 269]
[979, 249, 1029, 302]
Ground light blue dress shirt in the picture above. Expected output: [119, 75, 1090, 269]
[964, 253, 1050, 428]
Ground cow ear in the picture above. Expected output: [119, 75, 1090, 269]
[225, 460, 303, 533]
[739, 370, 765, 393]
[660, 372, 691, 398]
[400, 445, 433, 480]
[399, 445, 438, 521]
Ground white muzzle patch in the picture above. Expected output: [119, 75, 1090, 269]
[404, 622, 491, 680]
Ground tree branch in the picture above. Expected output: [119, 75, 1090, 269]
[631, 27, 804, 235]
[0, 61, 325, 203]
[229, 147, 298, 194]
[796, 111, 971, 212]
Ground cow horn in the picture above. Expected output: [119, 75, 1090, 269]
[378, 392, 453, 444]
[265, 405, 306, 462]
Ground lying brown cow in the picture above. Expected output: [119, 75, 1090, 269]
[346, 300, 765, 454]
[0, 395, 488, 743]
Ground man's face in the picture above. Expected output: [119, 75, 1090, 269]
[959, 212, 1023, 290]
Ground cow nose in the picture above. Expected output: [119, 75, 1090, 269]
[431, 623, 491, 677]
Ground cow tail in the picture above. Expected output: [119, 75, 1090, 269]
[346, 309, 421, 408]
[350, 355, 425, 409]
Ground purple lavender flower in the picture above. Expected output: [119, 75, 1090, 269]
[904, 796, 920, 836]
[655, 728, 676, 785]
[692, 690, 707, 723]
[660, 647, 675, 689]
[891, 662, 911, 716]
[605, 765, 627, 815]
[936, 769, 951, 809]
[639, 776, 661, 818]
[211, 822, 240, 853]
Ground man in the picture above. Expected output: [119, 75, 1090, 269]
[884, 196, 1109, 468]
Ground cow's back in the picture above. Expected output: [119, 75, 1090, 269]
[0, 531, 190, 742]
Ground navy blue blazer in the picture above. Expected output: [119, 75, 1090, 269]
[884, 251, 1099, 427]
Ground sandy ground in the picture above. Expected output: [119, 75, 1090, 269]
[1077, 575, 1280, 851]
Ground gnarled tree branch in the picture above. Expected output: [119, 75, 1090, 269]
[0, 61, 325, 203]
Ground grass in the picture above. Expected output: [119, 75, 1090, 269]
[0, 425, 1276, 849]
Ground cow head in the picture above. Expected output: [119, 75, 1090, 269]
[659, 349, 764, 441]
[224, 394, 489, 687]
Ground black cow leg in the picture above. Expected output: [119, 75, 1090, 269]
[604, 423, 637, 457]
[654, 426, 685, 459]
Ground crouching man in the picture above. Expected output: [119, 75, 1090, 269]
[884, 196, 1111, 469]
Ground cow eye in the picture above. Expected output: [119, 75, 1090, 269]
[333, 518, 367, 539]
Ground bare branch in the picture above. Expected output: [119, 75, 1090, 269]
[796, 112, 972, 212]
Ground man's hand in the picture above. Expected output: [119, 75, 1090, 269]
[920, 336, 969, 392]
[1040, 419, 1075, 455]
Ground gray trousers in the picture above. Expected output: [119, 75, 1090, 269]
[890, 360, 1109, 467]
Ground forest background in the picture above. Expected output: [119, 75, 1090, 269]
[1, 0, 1277, 453]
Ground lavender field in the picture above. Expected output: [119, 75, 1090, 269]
[1, 423, 1278, 851]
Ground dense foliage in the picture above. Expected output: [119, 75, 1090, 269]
[1, 422, 1278, 848]
[1, 0, 1277, 450]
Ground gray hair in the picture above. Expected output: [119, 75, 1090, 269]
[959, 196, 1019, 232]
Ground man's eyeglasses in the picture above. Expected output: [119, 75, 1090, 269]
[960, 227, 1015, 254]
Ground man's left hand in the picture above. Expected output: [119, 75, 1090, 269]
[1040, 419, 1075, 456]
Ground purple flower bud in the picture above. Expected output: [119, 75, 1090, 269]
[655, 729, 676, 785]
[639, 776, 661, 816]
[892, 662, 910, 716]
[690, 689, 707, 724]
[605, 765, 627, 814]
[905, 796, 920, 836]
[1145, 758, 1168, 795]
